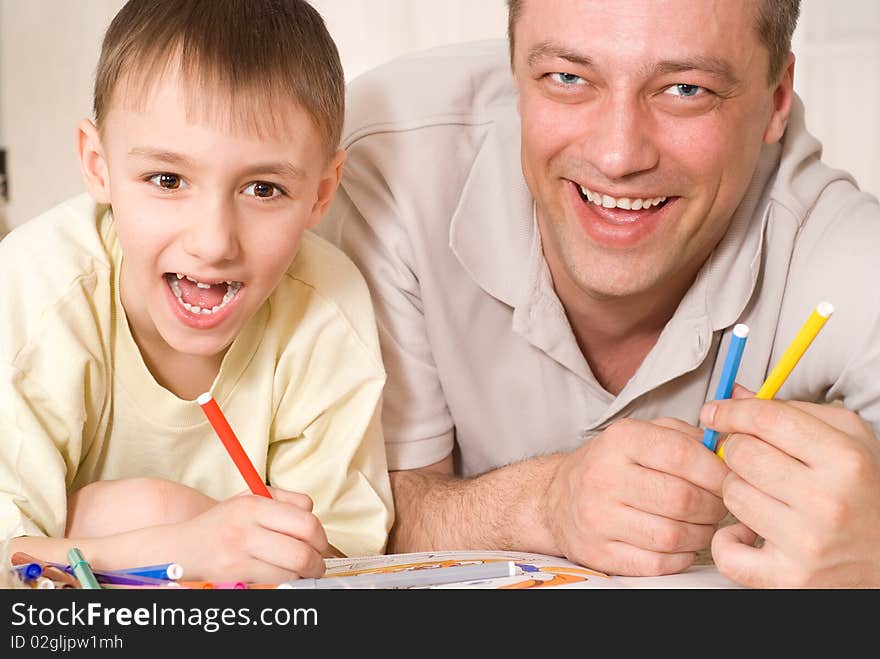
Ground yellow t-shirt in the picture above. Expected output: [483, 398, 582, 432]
[0, 194, 393, 557]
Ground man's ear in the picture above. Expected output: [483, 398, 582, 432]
[763, 53, 796, 144]
[77, 119, 111, 204]
[307, 148, 346, 228]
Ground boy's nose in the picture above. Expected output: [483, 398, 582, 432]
[587, 95, 660, 182]
[181, 199, 240, 264]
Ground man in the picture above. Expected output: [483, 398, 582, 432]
[318, 0, 880, 587]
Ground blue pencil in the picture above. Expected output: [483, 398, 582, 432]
[114, 563, 183, 581]
[702, 323, 750, 451]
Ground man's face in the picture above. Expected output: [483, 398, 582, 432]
[512, 0, 791, 304]
[95, 68, 338, 361]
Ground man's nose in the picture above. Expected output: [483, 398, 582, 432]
[181, 197, 240, 264]
[588, 94, 660, 182]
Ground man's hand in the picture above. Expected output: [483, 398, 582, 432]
[702, 390, 880, 587]
[544, 417, 729, 576]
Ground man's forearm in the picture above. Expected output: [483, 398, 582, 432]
[387, 453, 564, 555]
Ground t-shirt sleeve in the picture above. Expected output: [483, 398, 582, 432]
[266, 287, 394, 558]
[0, 364, 73, 541]
[317, 170, 456, 472]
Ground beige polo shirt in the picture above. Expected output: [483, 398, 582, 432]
[318, 39, 880, 478]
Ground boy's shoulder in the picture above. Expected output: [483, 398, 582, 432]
[0, 193, 112, 278]
[273, 229, 381, 356]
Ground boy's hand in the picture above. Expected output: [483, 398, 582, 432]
[173, 488, 329, 583]
[704, 387, 880, 587]
[544, 416, 729, 576]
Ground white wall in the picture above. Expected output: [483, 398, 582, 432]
[1, 0, 877, 231]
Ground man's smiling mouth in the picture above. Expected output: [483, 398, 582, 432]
[576, 183, 670, 211]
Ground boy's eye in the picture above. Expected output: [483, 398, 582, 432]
[548, 72, 586, 86]
[148, 173, 184, 190]
[664, 83, 707, 98]
[243, 182, 283, 199]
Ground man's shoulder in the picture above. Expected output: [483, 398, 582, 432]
[342, 39, 515, 146]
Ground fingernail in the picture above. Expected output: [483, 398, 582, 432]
[701, 402, 717, 426]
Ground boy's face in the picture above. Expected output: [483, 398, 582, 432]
[79, 68, 342, 363]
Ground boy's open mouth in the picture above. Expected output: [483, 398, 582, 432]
[164, 273, 243, 316]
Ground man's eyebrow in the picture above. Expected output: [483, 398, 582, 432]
[128, 148, 306, 180]
[651, 57, 739, 85]
[526, 42, 594, 69]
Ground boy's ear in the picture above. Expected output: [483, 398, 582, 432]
[307, 149, 346, 228]
[77, 119, 111, 204]
[763, 52, 795, 144]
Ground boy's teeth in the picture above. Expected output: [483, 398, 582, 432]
[167, 277, 243, 315]
[578, 184, 667, 209]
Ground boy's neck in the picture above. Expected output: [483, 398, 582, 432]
[141, 348, 225, 402]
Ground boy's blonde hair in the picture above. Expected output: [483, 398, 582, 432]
[94, 0, 344, 156]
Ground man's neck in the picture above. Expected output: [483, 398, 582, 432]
[552, 268, 697, 396]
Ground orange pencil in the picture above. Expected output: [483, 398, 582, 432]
[197, 392, 271, 498]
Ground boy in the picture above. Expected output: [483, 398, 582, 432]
[0, 0, 393, 584]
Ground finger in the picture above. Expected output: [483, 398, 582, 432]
[615, 419, 728, 495]
[720, 469, 799, 555]
[730, 383, 755, 399]
[266, 487, 314, 511]
[619, 464, 727, 524]
[651, 417, 702, 441]
[584, 540, 696, 577]
[777, 400, 874, 442]
[256, 502, 330, 556]
[701, 397, 841, 467]
[711, 522, 779, 588]
[604, 503, 717, 555]
[248, 526, 327, 580]
[719, 431, 812, 506]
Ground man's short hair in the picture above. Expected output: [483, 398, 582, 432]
[94, 0, 344, 155]
[506, 0, 801, 84]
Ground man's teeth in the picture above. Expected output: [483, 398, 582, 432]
[578, 185, 667, 210]
[168, 275, 243, 315]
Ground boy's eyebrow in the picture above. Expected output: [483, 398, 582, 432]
[128, 148, 307, 180]
[128, 148, 196, 170]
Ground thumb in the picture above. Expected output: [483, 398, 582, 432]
[712, 522, 774, 588]
[731, 383, 755, 399]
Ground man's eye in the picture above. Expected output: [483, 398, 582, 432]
[148, 173, 184, 190]
[664, 83, 707, 98]
[549, 72, 586, 86]
[243, 182, 283, 199]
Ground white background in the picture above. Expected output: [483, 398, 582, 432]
[1, 0, 878, 231]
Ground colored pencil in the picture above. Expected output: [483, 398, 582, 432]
[67, 547, 101, 589]
[702, 323, 749, 451]
[717, 302, 834, 459]
[278, 561, 518, 589]
[197, 392, 271, 498]
[114, 562, 183, 581]
[10, 552, 80, 588]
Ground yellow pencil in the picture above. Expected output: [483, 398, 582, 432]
[717, 301, 833, 459]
